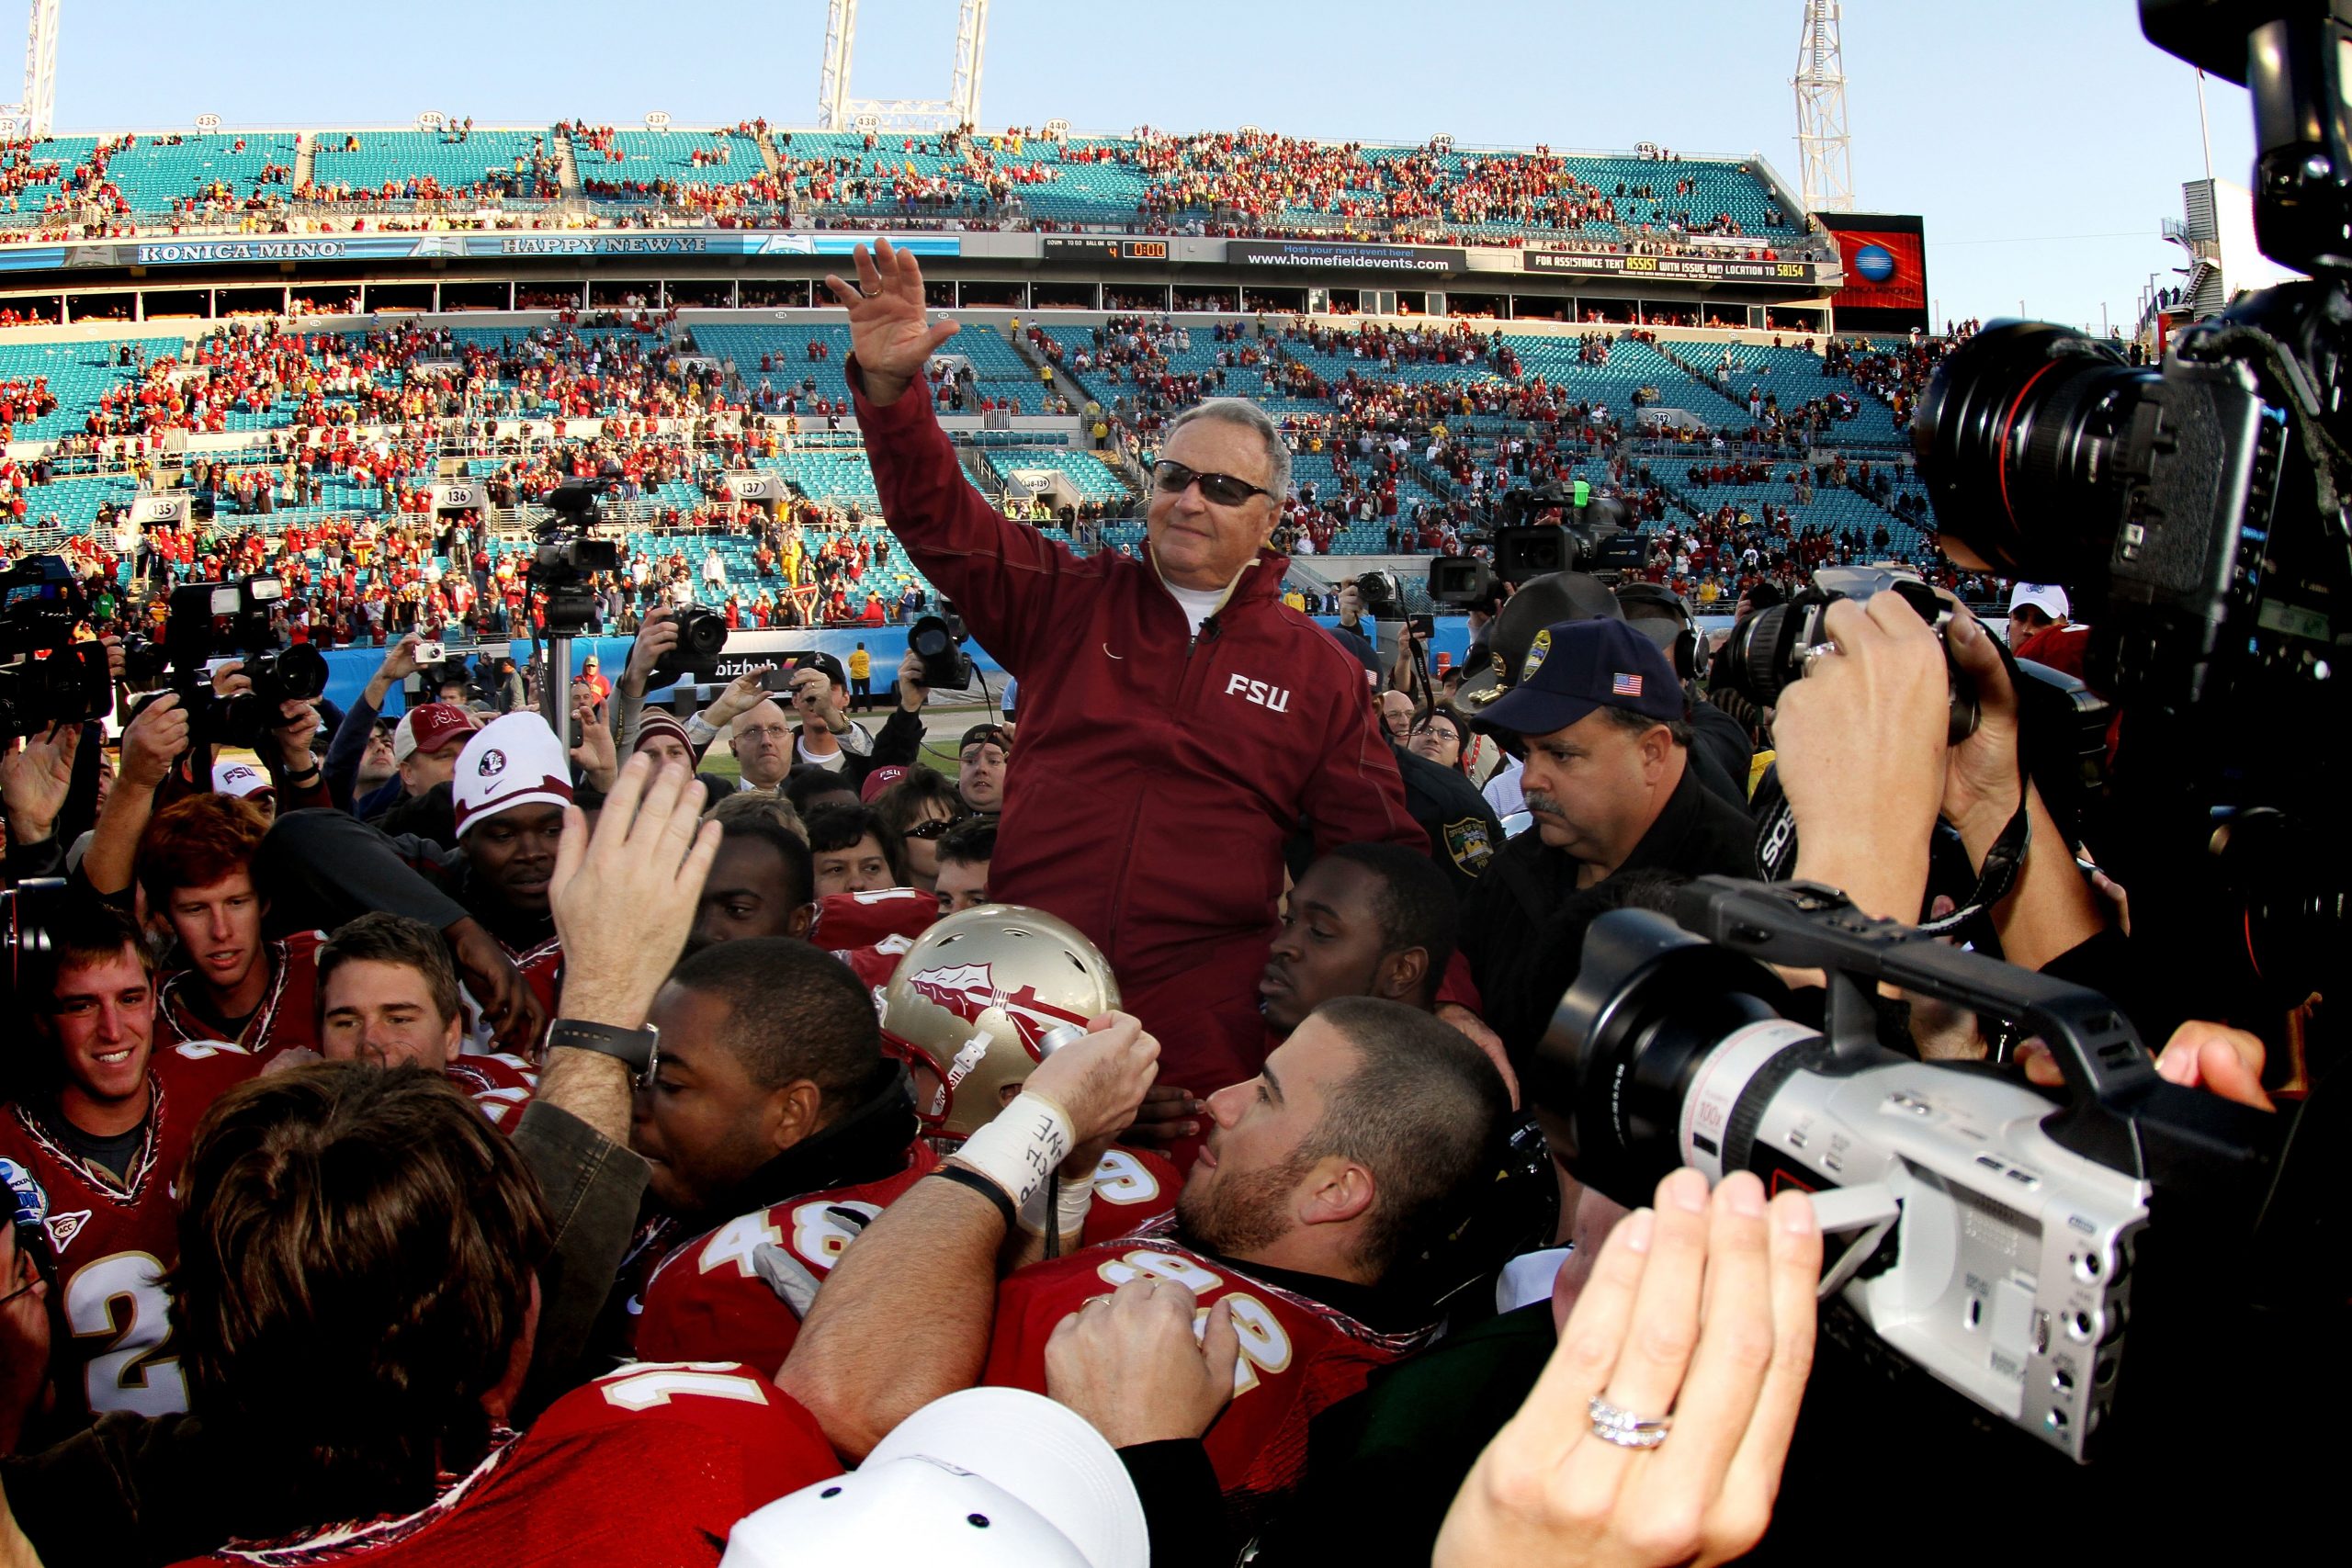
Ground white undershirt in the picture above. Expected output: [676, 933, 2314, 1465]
[1166, 582, 1226, 637]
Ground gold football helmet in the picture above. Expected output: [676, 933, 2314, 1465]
[880, 903, 1123, 1142]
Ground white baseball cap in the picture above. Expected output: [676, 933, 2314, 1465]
[720, 1387, 1146, 1568]
[211, 761, 273, 800]
[451, 712, 573, 836]
[2007, 582, 2070, 620]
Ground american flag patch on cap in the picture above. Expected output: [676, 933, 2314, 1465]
[1611, 672, 1645, 697]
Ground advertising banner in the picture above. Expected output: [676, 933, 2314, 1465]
[1521, 249, 1834, 286]
[1817, 212, 1928, 331]
[1227, 239, 1467, 274]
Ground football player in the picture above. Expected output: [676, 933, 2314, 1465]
[786, 995, 1508, 1526]
[313, 912, 537, 1129]
[621, 938, 933, 1371]
[1257, 842, 1454, 1036]
[161, 1064, 841, 1564]
[137, 793, 326, 1063]
[0, 905, 259, 1440]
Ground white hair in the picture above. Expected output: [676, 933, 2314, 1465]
[1167, 398, 1292, 502]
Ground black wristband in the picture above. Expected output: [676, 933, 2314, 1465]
[546, 1017, 660, 1072]
[929, 1163, 1017, 1228]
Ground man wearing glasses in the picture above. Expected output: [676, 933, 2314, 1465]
[831, 239, 1420, 1127]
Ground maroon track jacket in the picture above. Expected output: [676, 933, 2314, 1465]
[852, 360, 1420, 1092]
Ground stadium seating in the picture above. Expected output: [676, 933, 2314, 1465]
[306, 130, 546, 195]
[983, 447, 1129, 502]
[103, 134, 300, 215]
[581, 130, 763, 190]
[0, 336, 185, 442]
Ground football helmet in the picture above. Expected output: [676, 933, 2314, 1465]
[881, 904, 1122, 1141]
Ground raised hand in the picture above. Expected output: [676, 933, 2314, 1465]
[821, 237, 962, 406]
[0, 725, 79, 846]
[1435, 1170, 1820, 1568]
[1023, 1010, 1160, 1148]
[548, 751, 722, 1032]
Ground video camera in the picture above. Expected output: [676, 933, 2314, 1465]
[1539, 876, 2293, 1462]
[528, 479, 623, 637]
[124, 575, 327, 752]
[0, 556, 111, 742]
[909, 610, 973, 692]
[1904, 0, 2352, 1008]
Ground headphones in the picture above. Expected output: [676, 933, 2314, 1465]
[1613, 582, 1701, 682]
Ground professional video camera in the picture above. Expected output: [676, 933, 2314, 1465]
[126, 576, 327, 752]
[528, 479, 623, 637]
[908, 611, 973, 691]
[1539, 876, 2297, 1462]
[0, 555, 111, 742]
[1904, 0, 2352, 1010]
[1483, 481, 1645, 585]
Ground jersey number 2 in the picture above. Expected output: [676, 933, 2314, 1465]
[66, 1251, 187, 1417]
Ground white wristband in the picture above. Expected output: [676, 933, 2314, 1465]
[953, 1091, 1075, 1213]
[1018, 1157, 1102, 1238]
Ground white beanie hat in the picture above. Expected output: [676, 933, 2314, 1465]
[452, 712, 573, 837]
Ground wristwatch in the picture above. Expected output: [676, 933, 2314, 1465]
[546, 1018, 661, 1075]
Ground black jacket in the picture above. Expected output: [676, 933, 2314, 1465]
[1459, 759, 1758, 1068]
[1393, 742, 1500, 899]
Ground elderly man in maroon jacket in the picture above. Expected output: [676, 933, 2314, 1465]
[829, 239, 1420, 1116]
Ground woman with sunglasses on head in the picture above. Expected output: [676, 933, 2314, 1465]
[828, 239, 1423, 1148]
[872, 768, 968, 894]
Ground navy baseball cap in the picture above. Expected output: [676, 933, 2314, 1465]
[1475, 618, 1684, 738]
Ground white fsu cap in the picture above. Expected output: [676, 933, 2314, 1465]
[720, 1387, 1146, 1568]
[451, 712, 573, 836]
[2007, 581, 2070, 620]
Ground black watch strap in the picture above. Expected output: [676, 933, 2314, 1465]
[546, 1018, 660, 1072]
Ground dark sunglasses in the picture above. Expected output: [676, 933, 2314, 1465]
[903, 817, 964, 840]
[1153, 459, 1276, 508]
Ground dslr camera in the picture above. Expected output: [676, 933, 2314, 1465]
[908, 611, 973, 691]
[0, 556, 111, 741]
[128, 576, 327, 752]
[1909, 0, 2352, 1004]
[651, 604, 731, 682]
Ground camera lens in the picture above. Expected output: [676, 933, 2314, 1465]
[1914, 321, 2152, 581]
[274, 645, 329, 703]
[1532, 913, 1792, 1202]
[679, 608, 728, 659]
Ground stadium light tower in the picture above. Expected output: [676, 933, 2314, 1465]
[1792, 0, 1855, 213]
[818, 0, 989, 135]
[0, 0, 59, 139]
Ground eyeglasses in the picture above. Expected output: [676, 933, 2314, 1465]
[903, 817, 965, 841]
[1410, 721, 1462, 745]
[1153, 459, 1276, 509]
[736, 724, 790, 742]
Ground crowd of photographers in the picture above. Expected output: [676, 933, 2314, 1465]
[0, 235, 2309, 1568]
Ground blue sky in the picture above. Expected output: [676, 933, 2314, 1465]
[57, 0, 2256, 332]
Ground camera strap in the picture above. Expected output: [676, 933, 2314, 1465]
[1916, 767, 2030, 942]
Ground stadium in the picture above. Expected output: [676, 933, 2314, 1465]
[11, 5, 2326, 1563]
[0, 0, 1961, 710]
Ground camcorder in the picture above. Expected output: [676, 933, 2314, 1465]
[529, 479, 622, 637]
[1433, 482, 1644, 604]
[1538, 877, 2306, 1463]
[0, 556, 111, 742]
[124, 575, 327, 752]
[909, 611, 973, 691]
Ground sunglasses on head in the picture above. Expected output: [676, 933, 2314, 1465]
[1153, 459, 1275, 509]
[903, 817, 963, 840]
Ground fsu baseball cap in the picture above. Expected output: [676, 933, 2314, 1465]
[859, 763, 911, 803]
[1474, 617, 1684, 738]
[392, 702, 475, 765]
[211, 761, 274, 801]
[452, 712, 574, 837]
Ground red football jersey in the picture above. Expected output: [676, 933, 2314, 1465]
[167, 1361, 840, 1567]
[632, 1145, 940, 1371]
[812, 887, 936, 953]
[0, 1040, 261, 1430]
[155, 931, 327, 1064]
[443, 1053, 537, 1132]
[982, 1219, 1434, 1521]
[458, 934, 561, 1056]
[1077, 1145, 1181, 1248]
